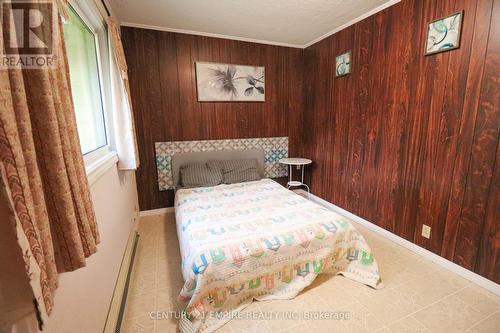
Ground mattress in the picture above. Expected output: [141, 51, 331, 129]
[174, 179, 382, 333]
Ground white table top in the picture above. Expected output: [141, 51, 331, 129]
[279, 158, 312, 165]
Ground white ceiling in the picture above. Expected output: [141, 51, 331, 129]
[110, 0, 399, 48]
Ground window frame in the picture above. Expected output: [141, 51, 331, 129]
[66, 0, 118, 182]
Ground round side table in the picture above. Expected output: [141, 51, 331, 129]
[279, 158, 312, 192]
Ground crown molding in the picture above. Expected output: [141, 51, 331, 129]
[302, 0, 401, 48]
[120, 22, 304, 49]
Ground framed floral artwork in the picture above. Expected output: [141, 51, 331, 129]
[195, 62, 265, 101]
[425, 11, 464, 55]
[335, 51, 351, 77]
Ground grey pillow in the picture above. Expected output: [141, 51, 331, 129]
[215, 159, 261, 184]
[179, 162, 223, 188]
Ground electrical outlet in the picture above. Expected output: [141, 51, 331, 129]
[422, 224, 431, 239]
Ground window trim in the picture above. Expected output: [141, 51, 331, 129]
[85, 150, 118, 185]
[66, 0, 117, 183]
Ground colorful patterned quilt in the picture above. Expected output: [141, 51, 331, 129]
[175, 179, 382, 333]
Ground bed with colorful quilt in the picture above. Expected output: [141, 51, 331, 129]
[174, 175, 383, 333]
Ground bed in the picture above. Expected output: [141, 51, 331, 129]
[172, 149, 382, 333]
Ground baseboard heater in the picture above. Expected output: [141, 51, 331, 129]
[103, 232, 140, 333]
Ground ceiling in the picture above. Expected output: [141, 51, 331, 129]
[110, 0, 399, 48]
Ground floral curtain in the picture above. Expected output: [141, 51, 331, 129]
[56, 0, 70, 22]
[0, 0, 99, 326]
[107, 16, 140, 170]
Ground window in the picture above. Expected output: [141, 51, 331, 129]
[63, 4, 107, 155]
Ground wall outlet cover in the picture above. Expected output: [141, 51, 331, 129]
[422, 224, 431, 239]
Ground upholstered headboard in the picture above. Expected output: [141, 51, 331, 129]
[155, 137, 288, 190]
[171, 149, 265, 189]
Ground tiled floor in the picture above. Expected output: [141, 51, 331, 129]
[121, 212, 499, 333]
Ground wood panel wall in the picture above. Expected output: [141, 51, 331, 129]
[303, 0, 499, 282]
[121, 28, 304, 210]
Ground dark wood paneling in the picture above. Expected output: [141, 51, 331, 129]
[474, 0, 500, 280]
[441, 0, 494, 261]
[453, 0, 499, 272]
[123, 0, 498, 282]
[303, 0, 499, 282]
[122, 28, 304, 210]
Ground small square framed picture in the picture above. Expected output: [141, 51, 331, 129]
[335, 51, 351, 77]
[425, 11, 464, 55]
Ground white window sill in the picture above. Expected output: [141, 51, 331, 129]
[85, 151, 118, 185]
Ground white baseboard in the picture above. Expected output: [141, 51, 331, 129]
[295, 190, 500, 296]
[139, 207, 175, 217]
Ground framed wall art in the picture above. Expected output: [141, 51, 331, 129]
[195, 62, 265, 101]
[425, 11, 464, 55]
[335, 51, 351, 77]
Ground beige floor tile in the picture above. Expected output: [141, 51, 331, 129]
[230, 319, 273, 333]
[387, 316, 431, 333]
[125, 293, 156, 316]
[155, 319, 180, 333]
[139, 214, 164, 225]
[305, 300, 383, 333]
[373, 242, 422, 265]
[452, 284, 500, 316]
[363, 287, 422, 324]
[153, 300, 181, 333]
[214, 323, 232, 333]
[413, 294, 487, 333]
[258, 299, 305, 332]
[156, 271, 184, 292]
[156, 288, 183, 313]
[136, 247, 157, 261]
[128, 271, 157, 297]
[276, 322, 312, 333]
[288, 286, 326, 309]
[156, 259, 184, 291]
[378, 256, 438, 288]
[466, 311, 500, 333]
[157, 218, 178, 236]
[157, 239, 182, 261]
[137, 226, 161, 242]
[223, 305, 275, 333]
[136, 223, 158, 236]
[121, 319, 155, 333]
[122, 293, 156, 332]
[353, 224, 392, 251]
[332, 274, 382, 301]
[342, 301, 385, 333]
[121, 212, 500, 333]
[134, 250, 158, 270]
[392, 269, 470, 310]
[314, 278, 356, 310]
